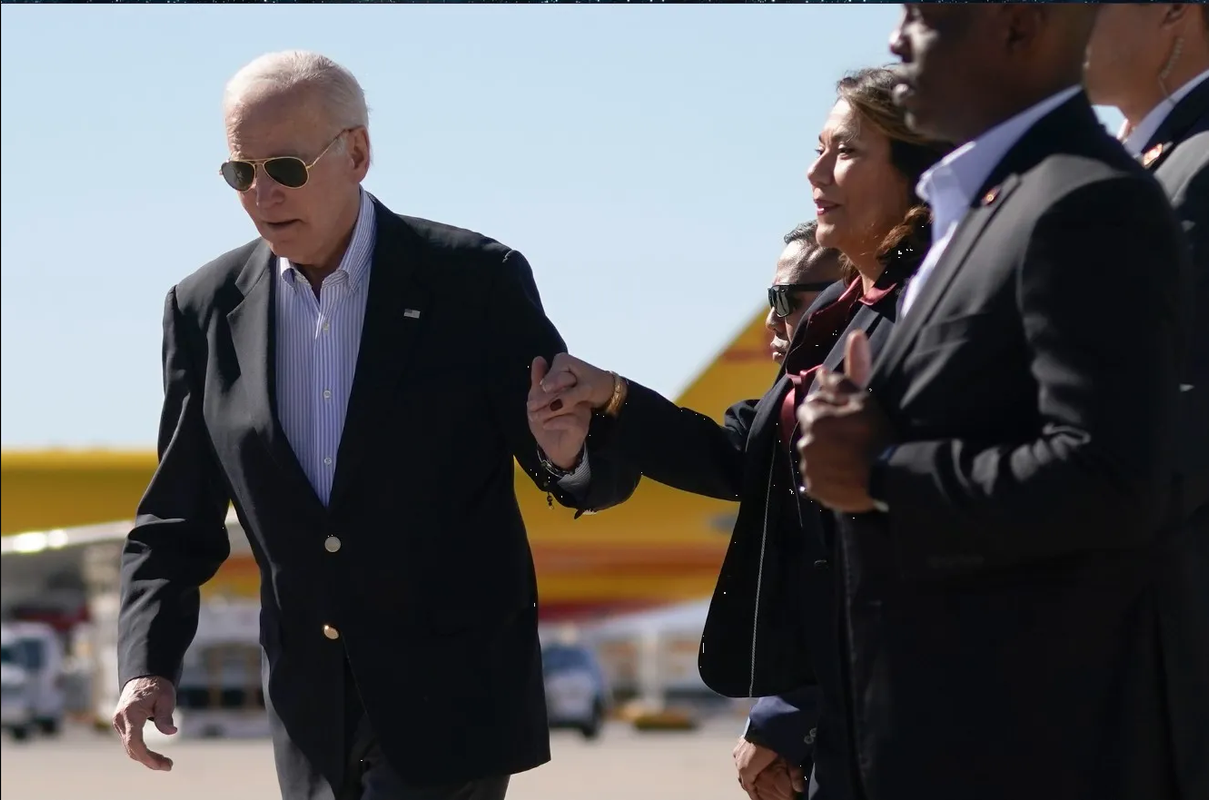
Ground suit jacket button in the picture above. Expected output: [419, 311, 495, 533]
[324, 536, 341, 553]
[322, 624, 340, 640]
[813, 559, 829, 570]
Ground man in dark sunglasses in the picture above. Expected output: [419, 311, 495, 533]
[766, 221, 845, 365]
[110, 50, 640, 800]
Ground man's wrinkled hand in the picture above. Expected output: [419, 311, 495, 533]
[528, 356, 591, 470]
[112, 675, 178, 772]
[796, 330, 892, 513]
[752, 759, 803, 800]
[734, 738, 799, 800]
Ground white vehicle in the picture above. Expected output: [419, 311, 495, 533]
[1, 634, 35, 741]
[1, 622, 66, 735]
[171, 601, 268, 739]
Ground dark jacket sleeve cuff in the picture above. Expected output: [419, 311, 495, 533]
[744, 691, 820, 767]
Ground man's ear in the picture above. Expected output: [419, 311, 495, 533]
[348, 126, 371, 179]
[1161, 3, 1188, 32]
[1003, 4, 1045, 54]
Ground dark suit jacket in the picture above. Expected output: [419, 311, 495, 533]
[596, 250, 920, 800]
[1142, 77, 1209, 800]
[841, 93, 1191, 800]
[116, 201, 640, 799]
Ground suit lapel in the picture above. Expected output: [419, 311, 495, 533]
[822, 303, 880, 373]
[805, 295, 899, 394]
[328, 208, 431, 511]
[226, 242, 325, 512]
[872, 175, 1022, 387]
[871, 92, 1111, 390]
[749, 372, 792, 447]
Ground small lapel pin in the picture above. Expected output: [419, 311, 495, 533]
[1141, 143, 1165, 169]
[403, 309, 421, 319]
[981, 186, 1000, 206]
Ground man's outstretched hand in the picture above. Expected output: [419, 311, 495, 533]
[113, 675, 178, 772]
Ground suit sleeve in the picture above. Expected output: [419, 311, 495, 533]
[485, 249, 641, 514]
[743, 686, 820, 769]
[882, 176, 1186, 576]
[605, 384, 757, 501]
[117, 287, 232, 688]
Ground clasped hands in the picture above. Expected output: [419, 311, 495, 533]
[796, 331, 893, 513]
[526, 331, 891, 512]
[734, 738, 807, 800]
[526, 353, 614, 470]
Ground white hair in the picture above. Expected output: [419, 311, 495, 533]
[223, 50, 370, 134]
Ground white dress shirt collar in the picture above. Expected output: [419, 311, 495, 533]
[917, 85, 1082, 234]
[280, 188, 377, 290]
[1121, 68, 1209, 157]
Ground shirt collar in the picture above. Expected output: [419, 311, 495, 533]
[1121, 67, 1209, 156]
[280, 188, 377, 290]
[917, 85, 1081, 232]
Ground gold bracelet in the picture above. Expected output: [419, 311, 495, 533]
[602, 372, 628, 417]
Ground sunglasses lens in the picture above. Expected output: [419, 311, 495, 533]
[263, 158, 309, 189]
[769, 288, 793, 318]
[220, 161, 255, 191]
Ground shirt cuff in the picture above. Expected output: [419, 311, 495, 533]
[555, 450, 591, 492]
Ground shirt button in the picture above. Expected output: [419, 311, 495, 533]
[323, 322, 331, 332]
[323, 456, 333, 466]
[322, 389, 332, 400]
[324, 536, 341, 553]
[322, 624, 340, 640]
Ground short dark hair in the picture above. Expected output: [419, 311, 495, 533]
[783, 220, 843, 278]
[784, 220, 819, 247]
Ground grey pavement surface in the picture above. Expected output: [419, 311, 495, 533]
[1, 722, 748, 800]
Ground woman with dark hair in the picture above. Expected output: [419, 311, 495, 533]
[812, 67, 944, 286]
[527, 66, 951, 800]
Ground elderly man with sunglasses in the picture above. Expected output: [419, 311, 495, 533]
[109, 50, 639, 800]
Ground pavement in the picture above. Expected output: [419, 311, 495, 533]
[1, 721, 749, 800]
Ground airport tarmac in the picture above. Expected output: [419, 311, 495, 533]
[1, 721, 748, 800]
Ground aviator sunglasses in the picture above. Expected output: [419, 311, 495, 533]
[768, 282, 836, 319]
[219, 131, 346, 192]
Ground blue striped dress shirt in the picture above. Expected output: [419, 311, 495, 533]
[275, 189, 377, 506]
[275, 188, 588, 507]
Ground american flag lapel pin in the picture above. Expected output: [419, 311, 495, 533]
[403, 309, 422, 319]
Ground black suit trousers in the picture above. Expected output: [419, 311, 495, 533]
[340, 661, 509, 800]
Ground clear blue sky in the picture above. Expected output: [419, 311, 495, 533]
[0, 4, 1122, 448]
